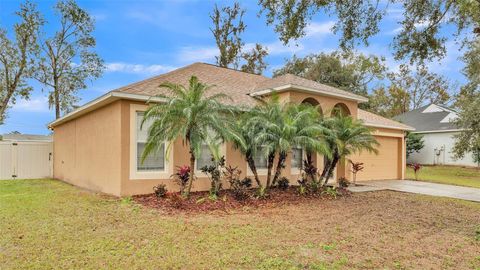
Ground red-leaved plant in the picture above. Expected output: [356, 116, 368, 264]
[349, 160, 364, 186]
[408, 163, 422, 180]
[171, 165, 191, 195]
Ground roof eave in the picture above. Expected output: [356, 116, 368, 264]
[48, 92, 165, 129]
[363, 122, 416, 131]
[249, 84, 369, 103]
[412, 128, 463, 134]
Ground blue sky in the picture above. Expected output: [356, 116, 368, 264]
[0, 0, 466, 135]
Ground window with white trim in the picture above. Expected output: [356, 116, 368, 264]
[136, 112, 165, 171]
[253, 146, 268, 169]
[196, 144, 215, 170]
[291, 147, 303, 169]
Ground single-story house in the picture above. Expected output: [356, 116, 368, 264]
[394, 103, 476, 167]
[48, 63, 414, 196]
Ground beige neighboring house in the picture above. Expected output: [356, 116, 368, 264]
[48, 63, 414, 196]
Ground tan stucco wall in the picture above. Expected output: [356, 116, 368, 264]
[53, 91, 406, 196]
[278, 91, 358, 119]
[53, 101, 122, 195]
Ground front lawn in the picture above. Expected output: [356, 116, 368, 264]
[406, 165, 480, 188]
[1, 179, 479, 269]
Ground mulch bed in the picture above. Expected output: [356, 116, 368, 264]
[133, 186, 351, 214]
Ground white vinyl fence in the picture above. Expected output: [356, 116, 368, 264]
[0, 141, 53, 180]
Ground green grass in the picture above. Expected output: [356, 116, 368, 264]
[1, 179, 479, 269]
[406, 165, 480, 188]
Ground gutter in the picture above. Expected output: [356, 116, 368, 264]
[249, 84, 369, 103]
[412, 129, 463, 134]
[48, 91, 165, 129]
[363, 122, 416, 131]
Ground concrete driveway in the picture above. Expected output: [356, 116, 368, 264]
[350, 180, 480, 202]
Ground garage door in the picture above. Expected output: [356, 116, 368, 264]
[351, 136, 400, 181]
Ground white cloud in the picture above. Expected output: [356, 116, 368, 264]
[12, 96, 49, 113]
[105, 62, 176, 74]
[177, 46, 218, 63]
[305, 21, 335, 37]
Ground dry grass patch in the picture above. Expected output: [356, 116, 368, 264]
[1, 179, 479, 269]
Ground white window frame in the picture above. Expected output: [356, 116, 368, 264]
[195, 143, 227, 174]
[290, 147, 304, 175]
[247, 146, 269, 176]
[130, 104, 172, 180]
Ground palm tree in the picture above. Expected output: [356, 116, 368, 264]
[141, 76, 235, 198]
[320, 115, 379, 186]
[228, 113, 263, 187]
[252, 97, 331, 188]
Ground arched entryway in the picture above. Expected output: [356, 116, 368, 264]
[332, 102, 351, 117]
[301, 97, 323, 116]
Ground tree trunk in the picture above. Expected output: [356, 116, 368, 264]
[324, 153, 340, 186]
[265, 152, 275, 189]
[320, 159, 331, 182]
[246, 155, 261, 188]
[272, 151, 287, 186]
[185, 149, 196, 198]
[0, 91, 14, 123]
[54, 76, 60, 119]
[305, 151, 317, 182]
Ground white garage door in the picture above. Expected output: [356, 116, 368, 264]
[0, 141, 53, 180]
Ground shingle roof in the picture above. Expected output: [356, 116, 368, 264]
[251, 73, 368, 101]
[358, 109, 414, 131]
[393, 104, 458, 132]
[113, 63, 368, 105]
[113, 63, 269, 107]
[50, 62, 412, 131]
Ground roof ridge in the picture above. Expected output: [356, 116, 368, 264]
[198, 62, 270, 78]
[111, 63, 205, 93]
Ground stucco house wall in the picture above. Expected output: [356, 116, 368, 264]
[53, 101, 123, 195]
[408, 131, 476, 167]
[51, 63, 412, 196]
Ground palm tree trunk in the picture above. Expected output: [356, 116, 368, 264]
[324, 153, 340, 186]
[306, 151, 317, 182]
[265, 152, 275, 188]
[272, 151, 287, 186]
[320, 159, 331, 182]
[246, 156, 261, 188]
[185, 149, 196, 197]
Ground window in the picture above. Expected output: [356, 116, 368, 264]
[196, 144, 215, 170]
[254, 146, 268, 169]
[136, 112, 165, 171]
[291, 147, 303, 169]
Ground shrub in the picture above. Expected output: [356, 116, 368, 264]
[302, 159, 318, 182]
[153, 184, 167, 198]
[171, 165, 190, 195]
[322, 187, 338, 198]
[256, 185, 268, 199]
[276, 177, 290, 190]
[476, 226, 480, 241]
[297, 179, 307, 195]
[201, 156, 226, 198]
[223, 165, 252, 200]
[349, 160, 364, 186]
[408, 163, 422, 180]
[338, 177, 350, 188]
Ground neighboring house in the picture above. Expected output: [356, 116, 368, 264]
[394, 103, 475, 167]
[48, 63, 413, 196]
[1, 133, 52, 142]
